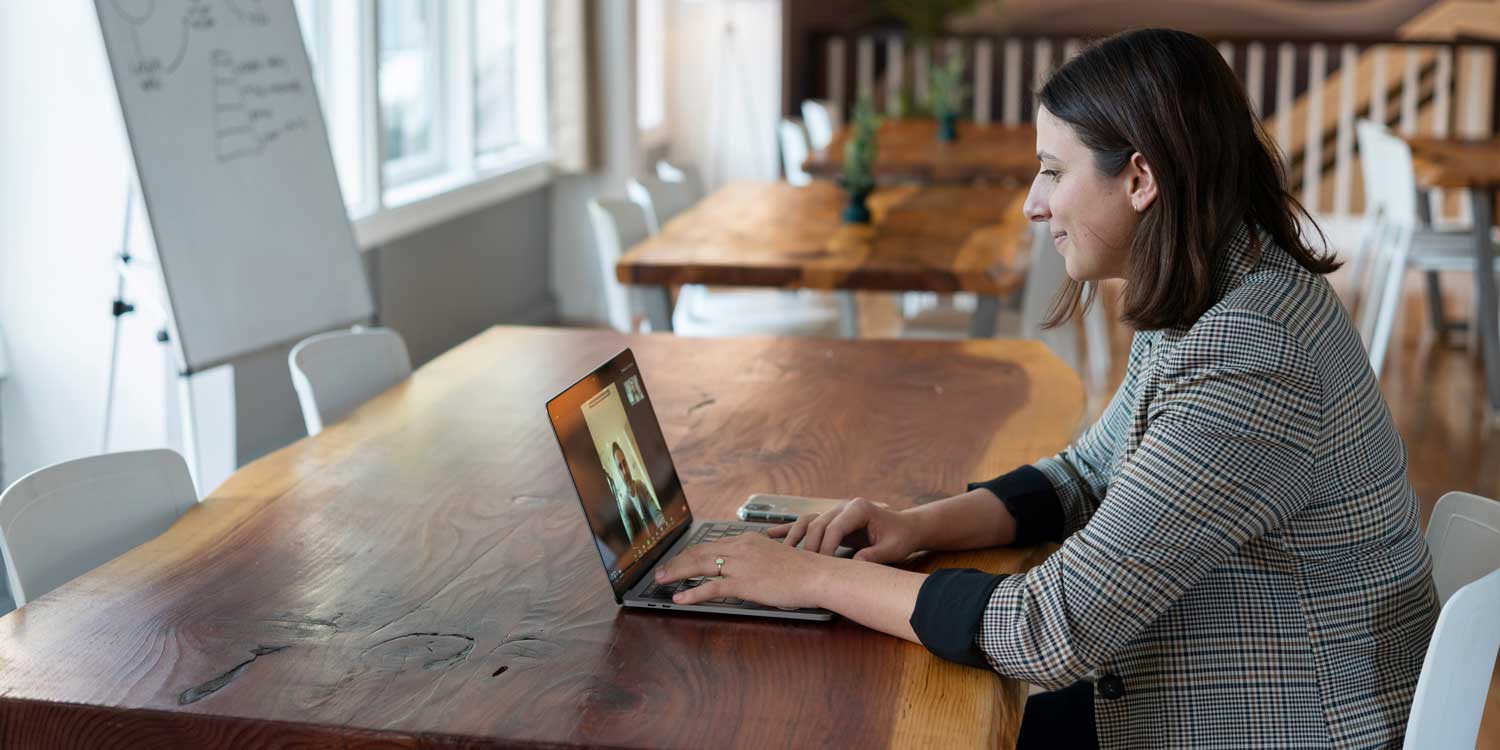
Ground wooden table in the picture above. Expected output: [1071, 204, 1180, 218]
[616, 181, 1032, 338]
[1406, 136, 1500, 415]
[0, 326, 1083, 749]
[804, 120, 1039, 185]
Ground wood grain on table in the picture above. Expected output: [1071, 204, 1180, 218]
[0, 326, 1083, 749]
[616, 181, 1031, 297]
[1405, 136, 1500, 190]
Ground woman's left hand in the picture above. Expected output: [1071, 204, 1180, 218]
[653, 533, 833, 609]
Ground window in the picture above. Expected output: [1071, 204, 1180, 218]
[294, 0, 369, 212]
[378, 0, 445, 185]
[474, 0, 520, 156]
[474, 0, 547, 167]
[290, 0, 549, 239]
[637, 0, 666, 139]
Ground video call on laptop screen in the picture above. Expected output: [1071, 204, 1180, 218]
[546, 349, 690, 594]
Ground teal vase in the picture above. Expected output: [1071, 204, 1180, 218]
[938, 112, 958, 142]
[842, 188, 871, 224]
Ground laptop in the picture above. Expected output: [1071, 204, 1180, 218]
[545, 347, 835, 621]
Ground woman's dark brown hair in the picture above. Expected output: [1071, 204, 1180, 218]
[1038, 28, 1339, 330]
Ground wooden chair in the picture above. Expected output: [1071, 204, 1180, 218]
[0, 449, 197, 607]
[289, 327, 411, 436]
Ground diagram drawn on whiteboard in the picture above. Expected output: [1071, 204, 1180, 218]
[212, 49, 308, 162]
[109, 0, 307, 164]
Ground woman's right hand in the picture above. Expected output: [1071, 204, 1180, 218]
[767, 497, 925, 564]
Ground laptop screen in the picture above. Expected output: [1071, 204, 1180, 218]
[545, 348, 691, 597]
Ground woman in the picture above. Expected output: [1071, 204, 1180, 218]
[654, 28, 1439, 749]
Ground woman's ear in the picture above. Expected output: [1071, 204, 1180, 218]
[1127, 152, 1159, 213]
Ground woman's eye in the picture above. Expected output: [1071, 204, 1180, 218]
[1039, 169, 1060, 180]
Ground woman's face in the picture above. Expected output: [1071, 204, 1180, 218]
[1023, 107, 1150, 281]
[614, 448, 632, 483]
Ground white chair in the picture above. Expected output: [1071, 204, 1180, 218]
[778, 119, 813, 186]
[1425, 491, 1500, 604]
[607, 189, 844, 338]
[1353, 120, 1500, 377]
[1402, 566, 1500, 749]
[901, 225, 1113, 387]
[0, 449, 197, 607]
[587, 198, 654, 333]
[626, 176, 699, 234]
[801, 99, 842, 152]
[1400, 490, 1500, 748]
[289, 327, 411, 436]
[655, 160, 705, 200]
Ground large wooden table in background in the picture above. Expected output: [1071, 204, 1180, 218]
[804, 120, 1039, 185]
[1405, 135, 1500, 415]
[0, 326, 1083, 749]
[616, 181, 1032, 338]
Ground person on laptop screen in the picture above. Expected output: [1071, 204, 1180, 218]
[611, 441, 664, 539]
[650, 28, 1437, 750]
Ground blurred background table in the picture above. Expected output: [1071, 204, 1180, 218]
[616, 181, 1032, 338]
[1405, 135, 1500, 415]
[804, 120, 1039, 185]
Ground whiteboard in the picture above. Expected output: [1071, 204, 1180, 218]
[94, 0, 373, 373]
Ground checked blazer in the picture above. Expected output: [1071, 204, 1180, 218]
[917, 226, 1440, 749]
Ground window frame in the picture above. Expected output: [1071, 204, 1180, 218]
[636, 0, 669, 147]
[377, 0, 450, 189]
[293, 0, 551, 247]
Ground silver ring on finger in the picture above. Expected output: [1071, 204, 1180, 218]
[715, 556, 725, 577]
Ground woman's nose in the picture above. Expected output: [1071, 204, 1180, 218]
[1023, 182, 1050, 223]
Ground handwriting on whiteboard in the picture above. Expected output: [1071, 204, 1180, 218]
[212, 49, 308, 163]
[111, 0, 306, 164]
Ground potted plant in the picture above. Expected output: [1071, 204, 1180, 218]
[840, 98, 880, 224]
[872, 0, 997, 132]
[928, 54, 967, 142]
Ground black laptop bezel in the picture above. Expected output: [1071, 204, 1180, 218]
[544, 347, 695, 603]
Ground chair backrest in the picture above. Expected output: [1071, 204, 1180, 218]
[1402, 566, 1500, 749]
[289, 327, 411, 436]
[1353, 120, 1419, 376]
[655, 160, 705, 200]
[0, 449, 198, 607]
[1356, 120, 1419, 226]
[586, 198, 652, 332]
[1426, 491, 1500, 604]
[626, 176, 699, 235]
[778, 118, 812, 186]
[801, 99, 841, 151]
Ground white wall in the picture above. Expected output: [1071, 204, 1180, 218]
[666, 0, 782, 189]
[549, 0, 642, 326]
[0, 2, 179, 487]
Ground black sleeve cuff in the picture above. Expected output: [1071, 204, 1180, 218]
[967, 465, 1064, 546]
[909, 568, 1008, 669]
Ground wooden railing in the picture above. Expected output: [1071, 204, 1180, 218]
[804, 30, 1500, 222]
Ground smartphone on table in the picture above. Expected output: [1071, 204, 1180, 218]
[737, 494, 886, 549]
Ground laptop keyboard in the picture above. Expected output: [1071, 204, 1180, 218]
[638, 522, 764, 606]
